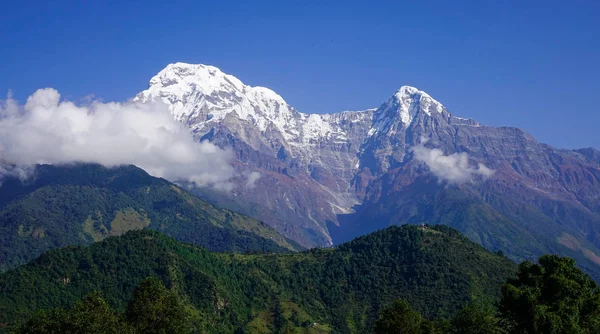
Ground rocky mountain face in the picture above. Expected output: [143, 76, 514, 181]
[135, 63, 600, 277]
[135, 63, 376, 246]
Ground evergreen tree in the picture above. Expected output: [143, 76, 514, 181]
[125, 277, 192, 334]
[449, 301, 502, 334]
[15, 292, 125, 334]
[499, 254, 600, 334]
[14, 309, 71, 334]
[373, 299, 428, 334]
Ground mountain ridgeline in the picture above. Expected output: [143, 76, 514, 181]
[136, 63, 600, 280]
[0, 163, 301, 272]
[0, 225, 516, 333]
[1, 62, 598, 333]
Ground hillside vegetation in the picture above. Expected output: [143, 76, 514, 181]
[0, 163, 300, 272]
[0, 225, 516, 333]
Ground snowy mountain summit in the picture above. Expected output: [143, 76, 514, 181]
[134, 62, 477, 246]
[136, 63, 298, 137]
[135, 63, 463, 152]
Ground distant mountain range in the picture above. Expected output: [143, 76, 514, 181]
[0, 225, 515, 332]
[135, 63, 600, 279]
[0, 163, 300, 272]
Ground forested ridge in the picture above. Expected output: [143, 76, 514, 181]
[0, 225, 516, 333]
[0, 163, 301, 272]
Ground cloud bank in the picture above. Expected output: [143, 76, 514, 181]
[0, 88, 234, 189]
[412, 143, 494, 183]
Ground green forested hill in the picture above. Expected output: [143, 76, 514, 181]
[0, 225, 516, 333]
[0, 164, 301, 272]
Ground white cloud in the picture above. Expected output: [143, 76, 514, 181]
[0, 164, 34, 187]
[0, 88, 234, 189]
[412, 143, 494, 183]
[245, 171, 261, 189]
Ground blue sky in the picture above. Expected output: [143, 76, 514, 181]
[1, 0, 598, 148]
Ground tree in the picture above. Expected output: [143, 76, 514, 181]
[499, 254, 600, 334]
[15, 291, 125, 334]
[69, 291, 125, 333]
[449, 301, 502, 334]
[373, 299, 427, 334]
[14, 309, 71, 334]
[125, 277, 192, 334]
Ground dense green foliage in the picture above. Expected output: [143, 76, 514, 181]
[23, 253, 598, 334]
[15, 278, 191, 334]
[372, 299, 428, 334]
[372, 254, 600, 334]
[14, 292, 126, 334]
[0, 164, 301, 271]
[499, 255, 600, 333]
[0, 225, 515, 333]
[448, 302, 501, 334]
[124, 277, 192, 333]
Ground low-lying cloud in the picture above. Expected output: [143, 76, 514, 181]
[412, 143, 494, 183]
[0, 88, 234, 189]
[245, 171, 261, 189]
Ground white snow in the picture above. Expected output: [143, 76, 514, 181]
[393, 86, 445, 124]
[135, 64, 456, 160]
[135, 63, 378, 150]
[367, 86, 447, 137]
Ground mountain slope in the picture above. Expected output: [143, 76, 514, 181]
[135, 63, 374, 247]
[0, 163, 300, 271]
[0, 225, 516, 333]
[336, 118, 600, 279]
[332, 173, 600, 281]
[134, 62, 600, 279]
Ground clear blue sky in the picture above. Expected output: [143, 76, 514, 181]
[1, 0, 598, 148]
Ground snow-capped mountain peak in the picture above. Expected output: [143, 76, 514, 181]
[135, 63, 379, 150]
[135, 62, 299, 138]
[366, 86, 447, 138]
[147, 62, 245, 99]
[135, 64, 472, 171]
[389, 85, 445, 124]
